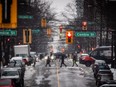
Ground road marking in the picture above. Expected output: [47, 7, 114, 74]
[56, 61, 60, 87]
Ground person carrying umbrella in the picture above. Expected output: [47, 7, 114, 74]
[60, 53, 67, 67]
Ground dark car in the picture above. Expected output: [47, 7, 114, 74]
[100, 80, 116, 87]
[0, 79, 15, 87]
[92, 60, 106, 71]
[88, 46, 114, 64]
[92, 63, 110, 78]
[100, 84, 116, 87]
[96, 70, 113, 87]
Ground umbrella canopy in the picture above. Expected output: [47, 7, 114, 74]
[54, 52, 67, 59]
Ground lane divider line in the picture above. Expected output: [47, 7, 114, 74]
[56, 61, 60, 87]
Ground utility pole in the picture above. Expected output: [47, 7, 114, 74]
[99, 2, 103, 46]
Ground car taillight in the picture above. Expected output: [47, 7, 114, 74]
[23, 59, 27, 63]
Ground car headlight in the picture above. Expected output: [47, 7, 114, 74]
[51, 56, 54, 60]
[44, 56, 48, 60]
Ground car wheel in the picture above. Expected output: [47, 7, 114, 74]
[79, 59, 82, 64]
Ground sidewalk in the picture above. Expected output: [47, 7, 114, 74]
[24, 65, 36, 80]
[111, 68, 116, 80]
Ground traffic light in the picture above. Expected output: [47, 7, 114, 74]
[28, 29, 32, 44]
[82, 21, 87, 30]
[59, 25, 63, 33]
[23, 29, 32, 44]
[0, 0, 17, 28]
[47, 28, 52, 37]
[77, 45, 80, 48]
[7, 38, 10, 42]
[41, 18, 46, 28]
[6, 38, 11, 45]
[66, 30, 74, 44]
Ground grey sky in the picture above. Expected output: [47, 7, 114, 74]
[46, 0, 72, 13]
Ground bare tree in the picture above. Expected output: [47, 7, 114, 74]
[61, 0, 84, 25]
[61, 1, 77, 24]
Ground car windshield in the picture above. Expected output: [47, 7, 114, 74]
[99, 65, 110, 69]
[16, 54, 27, 57]
[2, 71, 18, 76]
[0, 79, 11, 86]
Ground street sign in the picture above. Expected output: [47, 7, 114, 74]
[75, 32, 96, 37]
[0, 30, 17, 36]
[18, 15, 33, 19]
[32, 29, 40, 34]
[88, 22, 95, 25]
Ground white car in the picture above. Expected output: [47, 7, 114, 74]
[1, 68, 20, 79]
[9, 56, 26, 76]
[10, 56, 25, 65]
[1, 67, 23, 87]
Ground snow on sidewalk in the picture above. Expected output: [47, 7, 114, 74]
[111, 68, 116, 80]
[24, 65, 36, 80]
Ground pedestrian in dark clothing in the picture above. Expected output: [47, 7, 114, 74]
[72, 53, 78, 67]
[60, 54, 67, 67]
[45, 56, 51, 67]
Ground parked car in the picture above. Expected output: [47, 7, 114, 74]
[88, 46, 114, 64]
[0, 79, 15, 87]
[106, 80, 116, 84]
[92, 60, 110, 78]
[99, 80, 116, 87]
[100, 84, 116, 87]
[8, 60, 25, 79]
[94, 64, 110, 78]
[0, 68, 23, 87]
[96, 70, 113, 87]
[92, 60, 106, 71]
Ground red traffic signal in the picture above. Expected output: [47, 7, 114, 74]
[67, 32, 72, 37]
[82, 21, 87, 26]
[59, 25, 63, 33]
[66, 31, 73, 44]
[7, 38, 10, 42]
[82, 21, 87, 30]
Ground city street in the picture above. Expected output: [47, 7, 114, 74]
[24, 59, 96, 87]
[0, 0, 116, 87]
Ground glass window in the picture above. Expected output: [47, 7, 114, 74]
[2, 71, 18, 76]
